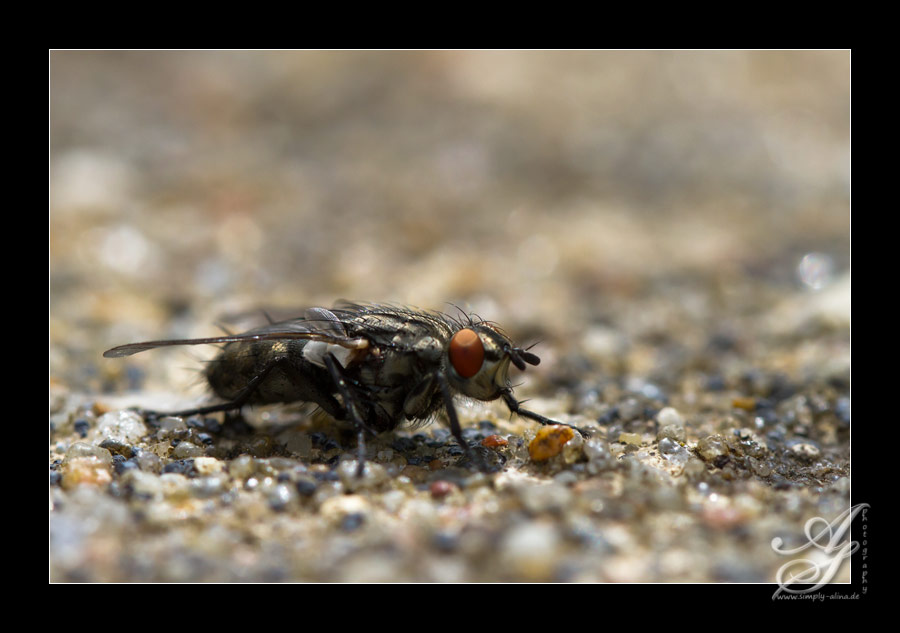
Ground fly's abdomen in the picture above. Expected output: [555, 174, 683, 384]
[205, 339, 329, 405]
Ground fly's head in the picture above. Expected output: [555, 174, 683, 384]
[443, 324, 540, 401]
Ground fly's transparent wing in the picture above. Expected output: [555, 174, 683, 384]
[103, 309, 364, 358]
[303, 307, 348, 338]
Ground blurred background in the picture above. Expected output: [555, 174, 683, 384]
[50, 51, 849, 398]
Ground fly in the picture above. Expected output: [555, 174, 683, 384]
[103, 303, 588, 474]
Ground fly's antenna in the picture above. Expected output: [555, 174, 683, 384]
[503, 341, 541, 370]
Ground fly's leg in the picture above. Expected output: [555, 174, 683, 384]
[323, 353, 372, 477]
[435, 372, 486, 470]
[146, 357, 342, 421]
[144, 359, 289, 419]
[500, 389, 593, 438]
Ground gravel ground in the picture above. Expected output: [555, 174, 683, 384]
[50, 51, 853, 585]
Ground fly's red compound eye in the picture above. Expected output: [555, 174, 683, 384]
[449, 328, 484, 378]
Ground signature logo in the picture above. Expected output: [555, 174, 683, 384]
[771, 503, 868, 599]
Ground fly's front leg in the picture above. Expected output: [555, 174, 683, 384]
[501, 389, 593, 438]
[435, 372, 483, 469]
[323, 353, 372, 477]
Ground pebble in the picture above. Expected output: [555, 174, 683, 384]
[279, 430, 312, 458]
[191, 474, 228, 498]
[499, 520, 561, 580]
[193, 456, 224, 476]
[583, 439, 615, 472]
[98, 438, 134, 458]
[697, 435, 728, 462]
[684, 457, 708, 479]
[73, 418, 90, 438]
[429, 480, 457, 499]
[656, 406, 684, 427]
[515, 480, 573, 514]
[561, 430, 585, 464]
[835, 397, 850, 425]
[65, 442, 113, 464]
[340, 512, 366, 531]
[61, 443, 114, 489]
[246, 436, 275, 457]
[267, 483, 298, 511]
[337, 460, 388, 490]
[659, 438, 690, 468]
[228, 455, 257, 480]
[135, 449, 162, 474]
[294, 476, 319, 497]
[789, 442, 821, 461]
[748, 456, 772, 477]
[172, 441, 206, 460]
[528, 425, 575, 462]
[319, 494, 371, 527]
[617, 432, 642, 446]
[431, 531, 460, 553]
[657, 437, 677, 455]
[121, 469, 164, 500]
[657, 424, 686, 443]
[482, 434, 509, 448]
[617, 398, 643, 422]
[656, 407, 686, 443]
[158, 473, 192, 500]
[162, 460, 194, 476]
[95, 410, 148, 444]
[156, 416, 188, 437]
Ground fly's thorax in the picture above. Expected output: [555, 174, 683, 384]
[444, 325, 515, 401]
[347, 309, 446, 341]
[411, 335, 443, 361]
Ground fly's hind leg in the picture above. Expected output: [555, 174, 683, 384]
[146, 357, 342, 428]
[323, 354, 373, 478]
[144, 357, 286, 419]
